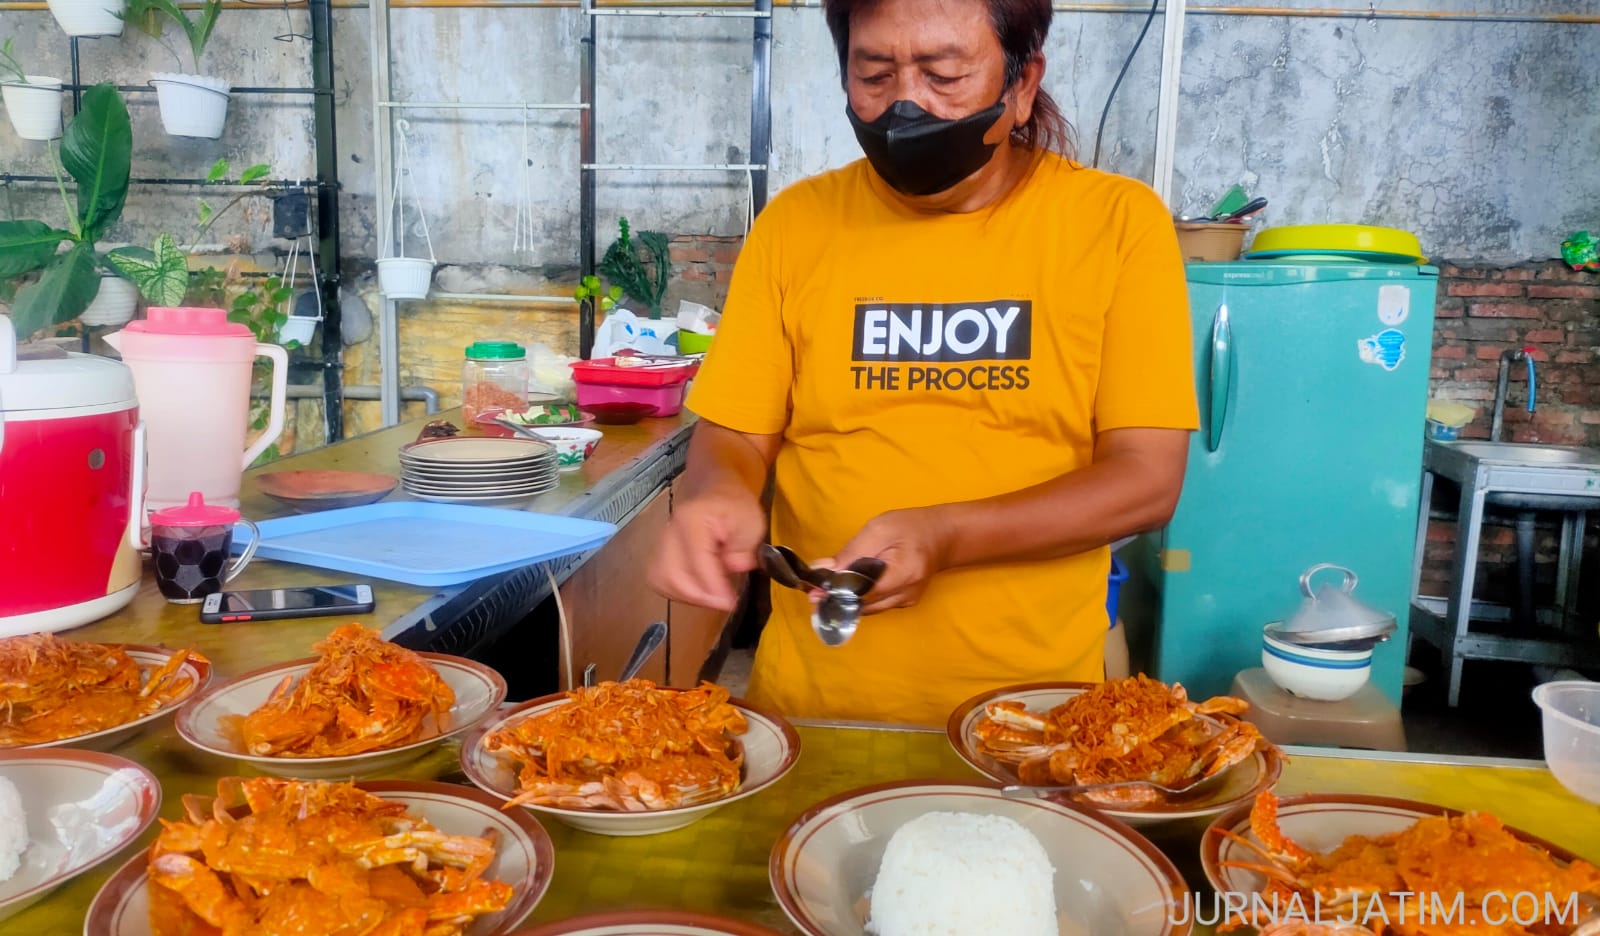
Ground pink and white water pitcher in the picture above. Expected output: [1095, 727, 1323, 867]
[105, 307, 288, 517]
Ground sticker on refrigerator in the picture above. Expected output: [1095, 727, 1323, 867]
[1358, 329, 1406, 371]
[1377, 285, 1411, 325]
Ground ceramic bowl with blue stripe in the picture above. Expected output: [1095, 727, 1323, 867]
[1261, 631, 1373, 701]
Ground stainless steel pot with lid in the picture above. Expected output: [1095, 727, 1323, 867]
[1263, 563, 1398, 648]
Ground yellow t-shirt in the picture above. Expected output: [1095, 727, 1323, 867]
[685, 152, 1199, 726]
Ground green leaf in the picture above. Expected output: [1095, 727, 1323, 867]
[106, 234, 188, 306]
[206, 158, 229, 183]
[0, 221, 72, 278]
[11, 243, 98, 337]
[191, 0, 221, 69]
[60, 85, 132, 240]
[197, 199, 214, 226]
[240, 164, 271, 185]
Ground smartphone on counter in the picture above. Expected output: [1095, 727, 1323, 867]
[200, 584, 375, 623]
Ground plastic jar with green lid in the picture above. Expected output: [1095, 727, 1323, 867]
[462, 341, 529, 423]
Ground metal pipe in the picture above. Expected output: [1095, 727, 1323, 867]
[68, 36, 81, 113]
[370, 0, 401, 427]
[751, 0, 771, 216]
[377, 100, 588, 111]
[51, 83, 330, 95]
[428, 291, 579, 304]
[1152, 0, 1184, 206]
[580, 0, 597, 360]
[0, 174, 326, 188]
[587, 6, 769, 13]
[581, 162, 767, 171]
[277, 382, 441, 413]
[312, 0, 346, 443]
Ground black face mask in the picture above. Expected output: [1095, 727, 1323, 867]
[847, 96, 1009, 196]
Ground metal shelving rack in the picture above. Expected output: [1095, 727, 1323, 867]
[367, 0, 772, 426]
[0, 0, 349, 442]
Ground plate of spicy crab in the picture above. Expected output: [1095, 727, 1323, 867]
[85, 777, 555, 936]
[460, 678, 800, 837]
[1201, 791, 1600, 935]
[946, 676, 1286, 827]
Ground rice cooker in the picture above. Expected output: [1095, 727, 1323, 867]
[0, 315, 145, 637]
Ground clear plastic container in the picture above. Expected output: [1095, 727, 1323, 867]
[462, 341, 529, 423]
[1533, 680, 1600, 804]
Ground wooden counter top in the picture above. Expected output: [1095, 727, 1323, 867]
[61, 409, 696, 679]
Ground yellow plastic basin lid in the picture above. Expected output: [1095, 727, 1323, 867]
[1248, 224, 1424, 260]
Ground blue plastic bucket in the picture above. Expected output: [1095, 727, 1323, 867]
[1107, 555, 1129, 630]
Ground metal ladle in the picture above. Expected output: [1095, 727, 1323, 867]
[758, 544, 885, 647]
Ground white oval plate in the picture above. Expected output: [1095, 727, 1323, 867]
[1200, 792, 1591, 898]
[4, 646, 211, 753]
[770, 780, 1191, 936]
[0, 749, 160, 924]
[509, 910, 788, 935]
[175, 652, 506, 779]
[947, 681, 1284, 827]
[461, 691, 801, 837]
[85, 780, 554, 936]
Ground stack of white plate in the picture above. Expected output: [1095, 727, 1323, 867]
[398, 437, 560, 503]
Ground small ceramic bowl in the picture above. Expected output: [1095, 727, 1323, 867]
[528, 427, 602, 470]
[579, 402, 655, 425]
[460, 692, 800, 837]
[1261, 632, 1373, 702]
[255, 470, 397, 512]
[0, 749, 161, 924]
[175, 652, 506, 779]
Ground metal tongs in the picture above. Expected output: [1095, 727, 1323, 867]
[758, 544, 886, 647]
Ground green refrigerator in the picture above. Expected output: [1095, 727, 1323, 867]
[1126, 260, 1439, 703]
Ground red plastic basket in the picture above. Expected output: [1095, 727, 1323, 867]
[570, 357, 699, 388]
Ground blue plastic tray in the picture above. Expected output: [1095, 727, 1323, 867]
[231, 502, 618, 588]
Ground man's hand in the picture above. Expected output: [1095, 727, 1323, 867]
[647, 419, 781, 612]
[814, 506, 954, 615]
[647, 488, 767, 612]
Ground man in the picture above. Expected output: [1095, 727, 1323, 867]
[647, 0, 1198, 725]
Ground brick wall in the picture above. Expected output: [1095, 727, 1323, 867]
[1419, 261, 1600, 607]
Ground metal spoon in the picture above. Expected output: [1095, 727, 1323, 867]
[619, 620, 667, 682]
[1001, 769, 1229, 803]
[759, 545, 886, 646]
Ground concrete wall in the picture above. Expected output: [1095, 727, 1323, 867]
[9, 3, 1596, 269]
[4, 1, 1600, 442]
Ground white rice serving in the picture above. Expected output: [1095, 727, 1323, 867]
[0, 775, 25, 882]
[866, 811, 1056, 936]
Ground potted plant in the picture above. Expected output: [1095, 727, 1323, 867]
[0, 84, 137, 339]
[598, 217, 671, 318]
[127, 0, 228, 139]
[110, 157, 271, 308]
[0, 40, 64, 142]
[45, 0, 125, 37]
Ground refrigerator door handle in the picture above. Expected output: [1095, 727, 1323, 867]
[1207, 302, 1233, 453]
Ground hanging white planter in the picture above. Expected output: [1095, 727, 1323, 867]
[45, 0, 125, 36]
[1, 77, 64, 141]
[377, 119, 436, 301]
[79, 274, 139, 328]
[376, 258, 433, 300]
[151, 74, 231, 139]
